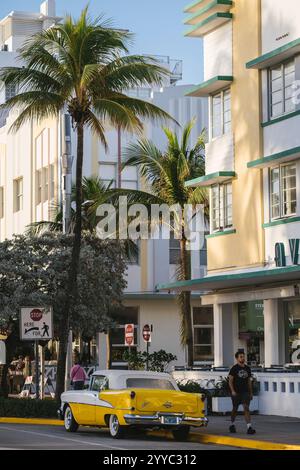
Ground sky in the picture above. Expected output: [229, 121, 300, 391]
[0, 0, 204, 85]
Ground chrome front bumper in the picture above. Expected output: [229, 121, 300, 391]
[124, 413, 208, 428]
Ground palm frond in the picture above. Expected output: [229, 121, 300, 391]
[25, 221, 63, 236]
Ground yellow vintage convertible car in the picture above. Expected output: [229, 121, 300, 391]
[58, 370, 208, 439]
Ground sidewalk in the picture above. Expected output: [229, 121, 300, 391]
[195, 415, 300, 446]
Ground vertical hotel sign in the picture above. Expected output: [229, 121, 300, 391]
[275, 239, 300, 267]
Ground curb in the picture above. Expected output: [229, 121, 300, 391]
[1, 418, 299, 450]
[149, 430, 300, 451]
[0, 418, 62, 426]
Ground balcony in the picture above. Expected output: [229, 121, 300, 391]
[185, 12, 232, 37]
[184, 0, 233, 38]
[186, 75, 233, 97]
[185, 0, 233, 25]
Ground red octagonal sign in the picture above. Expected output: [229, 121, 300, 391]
[30, 308, 43, 322]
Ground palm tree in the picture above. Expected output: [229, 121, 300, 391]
[122, 120, 208, 366]
[0, 7, 173, 399]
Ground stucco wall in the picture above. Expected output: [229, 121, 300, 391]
[207, 0, 265, 272]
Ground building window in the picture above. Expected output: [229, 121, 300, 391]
[211, 182, 233, 232]
[5, 83, 16, 102]
[270, 163, 296, 220]
[200, 234, 208, 266]
[169, 231, 181, 265]
[50, 164, 55, 199]
[193, 307, 214, 362]
[0, 187, 3, 218]
[13, 178, 23, 212]
[127, 240, 140, 265]
[269, 59, 295, 119]
[110, 307, 139, 363]
[211, 88, 231, 139]
[36, 170, 42, 205]
[43, 167, 49, 202]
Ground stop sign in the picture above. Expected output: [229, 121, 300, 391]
[30, 308, 43, 322]
[125, 324, 134, 346]
[143, 324, 151, 343]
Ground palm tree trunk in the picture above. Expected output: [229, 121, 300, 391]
[179, 236, 194, 368]
[56, 123, 84, 401]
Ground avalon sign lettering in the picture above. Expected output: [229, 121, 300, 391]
[275, 239, 300, 267]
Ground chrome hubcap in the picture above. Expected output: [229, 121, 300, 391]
[65, 409, 72, 429]
[110, 415, 119, 436]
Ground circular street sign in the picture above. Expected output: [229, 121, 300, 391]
[30, 309, 43, 322]
[143, 324, 151, 342]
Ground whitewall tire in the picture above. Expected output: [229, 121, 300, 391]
[109, 414, 125, 439]
[64, 406, 79, 433]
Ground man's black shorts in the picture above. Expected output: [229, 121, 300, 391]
[231, 392, 251, 407]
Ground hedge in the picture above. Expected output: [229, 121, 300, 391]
[0, 398, 58, 418]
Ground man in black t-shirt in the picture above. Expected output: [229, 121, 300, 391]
[228, 351, 256, 435]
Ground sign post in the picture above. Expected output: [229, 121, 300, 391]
[20, 307, 53, 399]
[142, 324, 152, 371]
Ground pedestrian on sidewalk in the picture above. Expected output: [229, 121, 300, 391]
[228, 351, 256, 435]
[70, 359, 87, 390]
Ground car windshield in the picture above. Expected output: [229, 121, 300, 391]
[90, 375, 108, 392]
[126, 378, 176, 390]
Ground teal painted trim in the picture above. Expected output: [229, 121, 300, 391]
[123, 293, 202, 299]
[206, 229, 236, 239]
[184, 0, 204, 13]
[261, 109, 300, 127]
[263, 216, 300, 228]
[247, 146, 300, 169]
[157, 264, 300, 291]
[184, 0, 232, 24]
[185, 171, 236, 187]
[184, 12, 233, 36]
[246, 37, 300, 69]
[185, 75, 233, 97]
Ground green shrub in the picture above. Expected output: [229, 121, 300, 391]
[123, 349, 177, 372]
[0, 398, 58, 418]
[177, 380, 208, 396]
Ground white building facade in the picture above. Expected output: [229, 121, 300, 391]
[160, 0, 300, 418]
[0, 1, 210, 370]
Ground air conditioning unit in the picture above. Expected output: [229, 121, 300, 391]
[1, 45, 8, 52]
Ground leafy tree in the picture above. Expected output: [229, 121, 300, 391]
[0, 7, 172, 398]
[0, 233, 126, 397]
[121, 121, 208, 366]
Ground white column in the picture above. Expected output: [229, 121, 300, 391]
[213, 304, 224, 367]
[213, 303, 235, 367]
[96, 332, 107, 370]
[264, 299, 279, 367]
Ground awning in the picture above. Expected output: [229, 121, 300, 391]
[185, 0, 217, 14]
[157, 265, 300, 292]
[184, 0, 233, 25]
[184, 12, 232, 37]
[246, 37, 300, 69]
[186, 76, 233, 97]
[247, 146, 300, 169]
[185, 171, 236, 188]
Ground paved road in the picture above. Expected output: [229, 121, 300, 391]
[0, 424, 239, 450]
